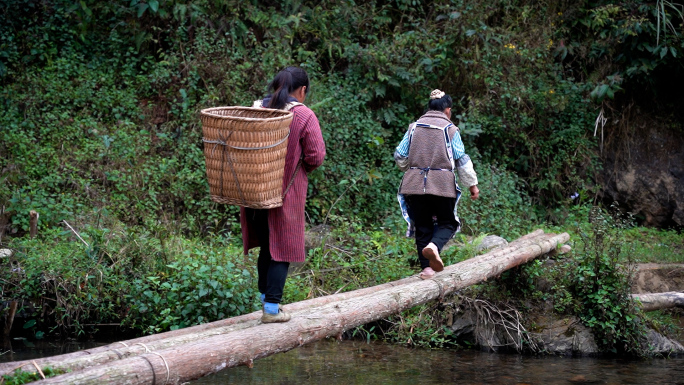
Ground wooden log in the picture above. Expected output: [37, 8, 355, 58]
[0, 231, 557, 376]
[36, 232, 568, 384]
[3, 301, 18, 338]
[548, 244, 572, 257]
[0, 231, 566, 377]
[29, 211, 38, 239]
[631, 292, 684, 312]
[0, 206, 9, 240]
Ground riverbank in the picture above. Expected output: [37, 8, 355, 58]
[2, 208, 682, 359]
[439, 263, 684, 357]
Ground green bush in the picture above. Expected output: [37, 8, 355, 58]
[126, 248, 255, 334]
[1, 0, 680, 343]
[1, 216, 256, 336]
[3, 227, 133, 336]
[0, 0, 611, 234]
[569, 206, 646, 355]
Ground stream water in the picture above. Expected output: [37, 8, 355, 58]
[2, 338, 683, 384]
[191, 340, 684, 384]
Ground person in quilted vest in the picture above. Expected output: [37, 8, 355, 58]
[394, 89, 480, 279]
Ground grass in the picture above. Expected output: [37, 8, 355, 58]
[623, 227, 684, 263]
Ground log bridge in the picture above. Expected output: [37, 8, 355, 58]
[0, 230, 569, 384]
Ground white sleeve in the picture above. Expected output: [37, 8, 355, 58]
[456, 159, 478, 187]
[394, 150, 410, 172]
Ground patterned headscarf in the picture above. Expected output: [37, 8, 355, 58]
[430, 89, 446, 100]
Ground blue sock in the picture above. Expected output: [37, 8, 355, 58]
[260, 293, 265, 304]
[264, 302, 279, 314]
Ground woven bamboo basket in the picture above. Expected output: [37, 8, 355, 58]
[200, 106, 293, 209]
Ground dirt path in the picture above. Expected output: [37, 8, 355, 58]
[634, 264, 684, 294]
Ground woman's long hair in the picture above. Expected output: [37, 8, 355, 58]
[264, 67, 310, 110]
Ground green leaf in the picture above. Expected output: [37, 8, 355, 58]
[597, 84, 609, 100]
[23, 319, 36, 329]
[137, 3, 149, 17]
[660, 47, 668, 59]
[148, 0, 159, 13]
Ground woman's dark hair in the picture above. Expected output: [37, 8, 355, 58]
[428, 94, 453, 111]
[264, 66, 310, 110]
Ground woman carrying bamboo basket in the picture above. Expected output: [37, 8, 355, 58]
[240, 67, 326, 323]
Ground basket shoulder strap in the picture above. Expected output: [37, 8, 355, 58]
[283, 156, 303, 199]
[281, 102, 305, 198]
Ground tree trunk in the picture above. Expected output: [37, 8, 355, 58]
[0, 230, 559, 377]
[29, 210, 38, 239]
[32, 232, 568, 384]
[3, 301, 18, 338]
[631, 292, 684, 312]
[0, 207, 9, 240]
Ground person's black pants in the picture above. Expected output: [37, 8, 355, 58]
[245, 208, 289, 304]
[405, 195, 459, 269]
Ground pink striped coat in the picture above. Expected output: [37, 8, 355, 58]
[240, 104, 326, 262]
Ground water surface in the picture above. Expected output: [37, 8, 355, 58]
[192, 340, 683, 385]
[2, 338, 682, 384]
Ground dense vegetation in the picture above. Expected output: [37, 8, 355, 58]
[1, 0, 682, 355]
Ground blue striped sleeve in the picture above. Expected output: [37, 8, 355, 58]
[451, 129, 466, 160]
[395, 129, 411, 157]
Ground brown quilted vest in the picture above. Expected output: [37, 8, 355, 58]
[399, 122, 458, 198]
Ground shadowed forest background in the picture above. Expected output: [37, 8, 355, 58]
[1, 0, 683, 355]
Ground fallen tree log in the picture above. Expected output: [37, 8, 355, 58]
[0, 230, 560, 377]
[34, 232, 569, 384]
[631, 292, 684, 312]
[3, 301, 18, 337]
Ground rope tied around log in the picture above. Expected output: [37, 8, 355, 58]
[433, 279, 447, 302]
[140, 352, 171, 385]
[148, 352, 171, 385]
[135, 342, 152, 352]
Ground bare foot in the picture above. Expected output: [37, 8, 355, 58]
[419, 267, 436, 279]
